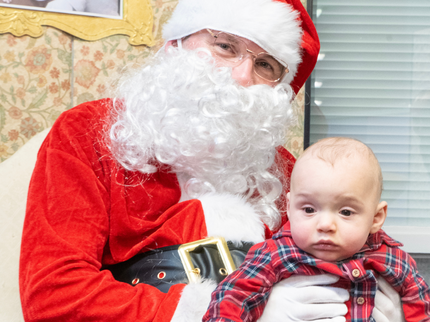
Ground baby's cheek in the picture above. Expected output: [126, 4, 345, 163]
[342, 231, 368, 255]
[290, 224, 311, 253]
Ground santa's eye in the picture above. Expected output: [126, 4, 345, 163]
[304, 207, 315, 214]
[340, 209, 352, 216]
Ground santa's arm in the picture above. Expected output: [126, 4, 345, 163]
[19, 101, 193, 322]
[20, 140, 185, 322]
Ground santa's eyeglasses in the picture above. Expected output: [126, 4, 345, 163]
[205, 29, 289, 83]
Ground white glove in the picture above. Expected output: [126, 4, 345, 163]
[373, 276, 406, 322]
[258, 274, 349, 322]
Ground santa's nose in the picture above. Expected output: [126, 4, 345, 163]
[231, 57, 256, 87]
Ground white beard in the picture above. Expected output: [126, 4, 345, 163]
[108, 47, 294, 229]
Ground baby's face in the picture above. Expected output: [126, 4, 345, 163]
[288, 155, 386, 262]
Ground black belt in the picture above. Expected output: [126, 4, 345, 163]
[102, 237, 254, 293]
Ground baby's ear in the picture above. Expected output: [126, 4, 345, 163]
[370, 201, 388, 234]
[286, 192, 291, 215]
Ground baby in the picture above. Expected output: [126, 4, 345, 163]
[203, 137, 430, 322]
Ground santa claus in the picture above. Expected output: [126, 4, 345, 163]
[19, 0, 405, 321]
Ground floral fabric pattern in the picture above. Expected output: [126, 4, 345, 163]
[24, 46, 53, 74]
[0, 0, 306, 162]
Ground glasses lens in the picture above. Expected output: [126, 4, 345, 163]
[212, 33, 246, 63]
[254, 53, 286, 81]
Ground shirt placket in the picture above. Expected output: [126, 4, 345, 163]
[342, 258, 378, 321]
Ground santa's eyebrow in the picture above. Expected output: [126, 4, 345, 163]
[222, 33, 243, 45]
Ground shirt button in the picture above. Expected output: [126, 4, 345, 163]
[352, 269, 360, 277]
[357, 297, 365, 305]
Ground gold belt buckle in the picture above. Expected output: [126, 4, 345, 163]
[178, 236, 236, 283]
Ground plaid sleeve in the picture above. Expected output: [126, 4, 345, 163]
[372, 245, 430, 321]
[398, 253, 430, 321]
[203, 240, 281, 322]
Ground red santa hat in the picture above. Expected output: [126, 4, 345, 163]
[162, 0, 320, 94]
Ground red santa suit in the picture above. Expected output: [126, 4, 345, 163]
[19, 99, 295, 321]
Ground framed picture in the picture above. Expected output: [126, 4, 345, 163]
[0, 0, 154, 45]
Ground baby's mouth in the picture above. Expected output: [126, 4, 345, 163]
[312, 240, 339, 250]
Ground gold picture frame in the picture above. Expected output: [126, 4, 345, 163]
[0, 0, 154, 46]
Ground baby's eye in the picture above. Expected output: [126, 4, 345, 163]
[340, 209, 352, 216]
[304, 207, 315, 214]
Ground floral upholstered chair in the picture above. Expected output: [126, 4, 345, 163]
[0, 127, 51, 322]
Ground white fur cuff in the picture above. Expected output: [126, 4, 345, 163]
[171, 279, 218, 322]
[199, 193, 265, 244]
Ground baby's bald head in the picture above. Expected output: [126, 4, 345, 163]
[295, 137, 383, 201]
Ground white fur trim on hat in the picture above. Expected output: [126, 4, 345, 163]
[163, 0, 303, 84]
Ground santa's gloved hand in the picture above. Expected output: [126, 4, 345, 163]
[372, 276, 405, 322]
[258, 274, 349, 322]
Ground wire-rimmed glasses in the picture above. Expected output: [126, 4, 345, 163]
[206, 29, 289, 83]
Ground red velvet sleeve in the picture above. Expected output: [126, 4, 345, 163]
[19, 99, 206, 322]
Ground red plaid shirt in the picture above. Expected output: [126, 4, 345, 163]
[203, 222, 430, 322]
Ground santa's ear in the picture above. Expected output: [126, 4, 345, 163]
[370, 201, 387, 234]
[164, 39, 178, 52]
